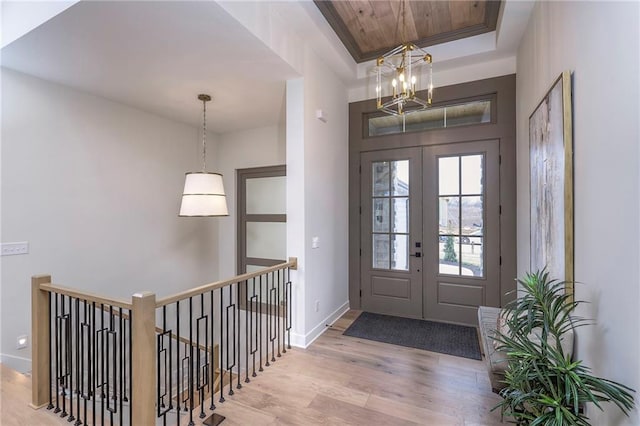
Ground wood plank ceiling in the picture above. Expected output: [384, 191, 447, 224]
[314, 0, 502, 63]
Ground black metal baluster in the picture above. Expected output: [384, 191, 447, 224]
[100, 303, 104, 426]
[80, 300, 89, 426]
[198, 293, 207, 419]
[250, 278, 257, 378]
[157, 305, 169, 425]
[209, 291, 216, 412]
[236, 282, 242, 390]
[265, 273, 270, 368]
[64, 296, 75, 421]
[188, 297, 194, 426]
[245, 280, 250, 384]
[258, 275, 263, 373]
[48, 292, 54, 410]
[280, 268, 286, 355]
[119, 307, 123, 426]
[108, 305, 115, 426]
[287, 267, 292, 350]
[67, 296, 73, 423]
[176, 300, 181, 424]
[72, 297, 80, 424]
[219, 289, 225, 404]
[227, 285, 235, 396]
[159, 306, 166, 414]
[54, 294, 60, 414]
[128, 308, 132, 426]
[270, 272, 276, 363]
[277, 270, 281, 358]
[123, 310, 128, 402]
[92, 302, 96, 426]
[61, 295, 68, 418]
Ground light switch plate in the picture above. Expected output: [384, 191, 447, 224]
[1, 242, 29, 256]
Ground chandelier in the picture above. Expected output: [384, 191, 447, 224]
[179, 94, 228, 217]
[375, 0, 433, 116]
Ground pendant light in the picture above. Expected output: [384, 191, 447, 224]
[179, 94, 228, 217]
[375, 0, 433, 116]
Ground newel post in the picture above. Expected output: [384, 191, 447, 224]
[131, 292, 156, 425]
[31, 275, 52, 409]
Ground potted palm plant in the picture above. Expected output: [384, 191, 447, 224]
[493, 270, 635, 425]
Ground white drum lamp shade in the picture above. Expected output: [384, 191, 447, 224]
[179, 172, 228, 217]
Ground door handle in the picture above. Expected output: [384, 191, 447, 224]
[410, 252, 422, 258]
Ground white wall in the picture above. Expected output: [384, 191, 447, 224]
[215, 123, 286, 280]
[300, 47, 350, 345]
[1, 69, 220, 371]
[516, 2, 640, 424]
[216, 2, 350, 347]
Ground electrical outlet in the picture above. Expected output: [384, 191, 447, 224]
[16, 335, 28, 350]
[1, 242, 29, 256]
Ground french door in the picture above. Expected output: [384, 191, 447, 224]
[360, 140, 500, 325]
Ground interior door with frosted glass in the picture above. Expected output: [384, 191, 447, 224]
[238, 166, 286, 275]
[423, 141, 500, 325]
[360, 148, 423, 318]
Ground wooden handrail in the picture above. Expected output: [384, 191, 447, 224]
[39, 283, 132, 309]
[155, 257, 297, 308]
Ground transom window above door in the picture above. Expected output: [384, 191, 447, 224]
[438, 154, 485, 278]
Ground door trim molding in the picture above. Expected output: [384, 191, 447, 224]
[349, 74, 517, 313]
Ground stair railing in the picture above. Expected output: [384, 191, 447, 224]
[31, 257, 297, 425]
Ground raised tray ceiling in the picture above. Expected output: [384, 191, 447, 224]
[314, 0, 502, 63]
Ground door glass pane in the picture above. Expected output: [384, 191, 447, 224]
[391, 234, 409, 271]
[461, 237, 483, 277]
[392, 198, 409, 233]
[439, 236, 460, 275]
[246, 222, 286, 260]
[373, 162, 390, 196]
[438, 153, 485, 278]
[461, 196, 483, 236]
[439, 157, 459, 195]
[391, 160, 409, 196]
[461, 155, 483, 195]
[372, 234, 390, 269]
[246, 176, 286, 214]
[246, 264, 265, 274]
[372, 198, 390, 232]
[439, 196, 459, 235]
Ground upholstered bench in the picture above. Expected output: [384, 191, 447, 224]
[477, 306, 508, 393]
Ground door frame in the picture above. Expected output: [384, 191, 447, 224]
[349, 75, 517, 314]
[236, 165, 287, 275]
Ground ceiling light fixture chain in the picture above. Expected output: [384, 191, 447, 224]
[375, 0, 433, 117]
[198, 93, 211, 173]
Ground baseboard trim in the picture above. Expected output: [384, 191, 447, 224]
[1, 353, 32, 373]
[290, 301, 350, 349]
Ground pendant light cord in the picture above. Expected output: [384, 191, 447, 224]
[202, 98, 207, 172]
[401, 0, 406, 44]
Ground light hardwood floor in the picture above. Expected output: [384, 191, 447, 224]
[1, 310, 504, 425]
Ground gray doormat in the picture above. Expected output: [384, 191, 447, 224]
[343, 312, 482, 360]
